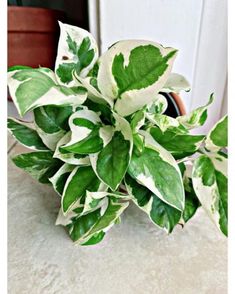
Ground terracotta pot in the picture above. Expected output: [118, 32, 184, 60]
[162, 92, 186, 117]
[170, 92, 186, 115]
[8, 6, 65, 69]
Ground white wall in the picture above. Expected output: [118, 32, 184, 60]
[89, 0, 227, 132]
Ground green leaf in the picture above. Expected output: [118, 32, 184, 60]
[49, 163, 75, 196]
[161, 73, 191, 93]
[62, 166, 101, 213]
[60, 108, 105, 154]
[34, 105, 73, 133]
[8, 65, 32, 72]
[97, 40, 177, 116]
[7, 118, 48, 151]
[205, 115, 228, 151]
[181, 165, 201, 223]
[53, 132, 90, 165]
[67, 199, 129, 245]
[90, 114, 133, 191]
[147, 94, 168, 114]
[112, 45, 176, 96]
[8, 68, 54, 116]
[177, 94, 214, 129]
[83, 99, 112, 124]
[12, 151, 62, 184]
[68, 209, 101, 242]
[150, 127, 205, 159]
[125, 174, 181, 233]
[8, 68, 87, 116]
[82, 199, 128, 238]
[146, 113, 181, 132]
[55, 22, 98, 85]
[192, 154, 227, 236]
[96, 131, 131, 191]
[81, 190, 131, 216]
[130, 109, 145, 132]
[81, 231, 105, 246]
[128, 131, 184, 211]
[56, 62, 77, 84]
[33, 106, 73, 151]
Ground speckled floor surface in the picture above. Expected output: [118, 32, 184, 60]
[8, 139, 227, 294]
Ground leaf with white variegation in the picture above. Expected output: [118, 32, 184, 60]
[33, 105, 73, 150]
[128, 130, 184, 211]
[55, 22, 99, 86]
[146, 113, 181, 133]
[8, 67, 87, 116]
[67, 198, 129, 245]
[150, 126, 205, 159]
[130, 108, 146, 132]
[7, 118, 48, 151]
[125, 174, 181, 233]
[49, 163, 75, 195]
[90, 113, 133, 191]
[205, 115, 228, 152]
[60, 108, 106, 154]
[177, 94, 214, 129]
[61, 165, 104, 214]
[12, 151, 62, 184]
[82, 190, 131, 216]
[161, 73, 190, 93]
[192, 153, 227, 236]
[180, 164, 201, 223]
[97, 40, 177, 116]
[53, 132, 90, 165]
[147, 94, 168, 115]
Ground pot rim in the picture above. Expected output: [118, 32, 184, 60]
[170, 92, 186, 116]
[8, 6, 64, 33]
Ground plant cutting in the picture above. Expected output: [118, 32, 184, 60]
[8, 22, 228, 246]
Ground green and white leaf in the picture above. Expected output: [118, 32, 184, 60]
[56, 206, 83, 226]
[161, 73, 190, 93]
[146, 113, 180, 132]
[7, 117, 48, 151]
[33, 105, 74, 150]
[77, 75, 114, 107]
[60, 108, 106, 154]
[61, 165, 105, 214]
[130, 108, 146, 132]
[192, 153, 227, 236]
[147, 94, 168, 114]
[12, 151, 62, 184]
[53, 132, 90, 165]
[90, 113, 133, 191]
[82, 190, 131, 215]
[68, 199, 129, 245]
[125, 174, 181, 233]
[49, 163, 75, 196]
[177, 94, 214, 129]
[55, 22, 99, 86]
[180, 164, 201, 223]
[128, 130, 184, 211]
[150, 127, 205, 159]
[205, 115, 228, 152]
[97, 40, 177, 116]
[8, 67, 87, 116]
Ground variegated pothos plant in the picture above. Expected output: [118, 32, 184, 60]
[8, 22, 228, 245]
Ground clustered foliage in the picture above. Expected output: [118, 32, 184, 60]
[8, 22, 227, 246]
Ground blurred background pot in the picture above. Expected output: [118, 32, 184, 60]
[8, 6, 65, 69]
[162, 92, 186, 117]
